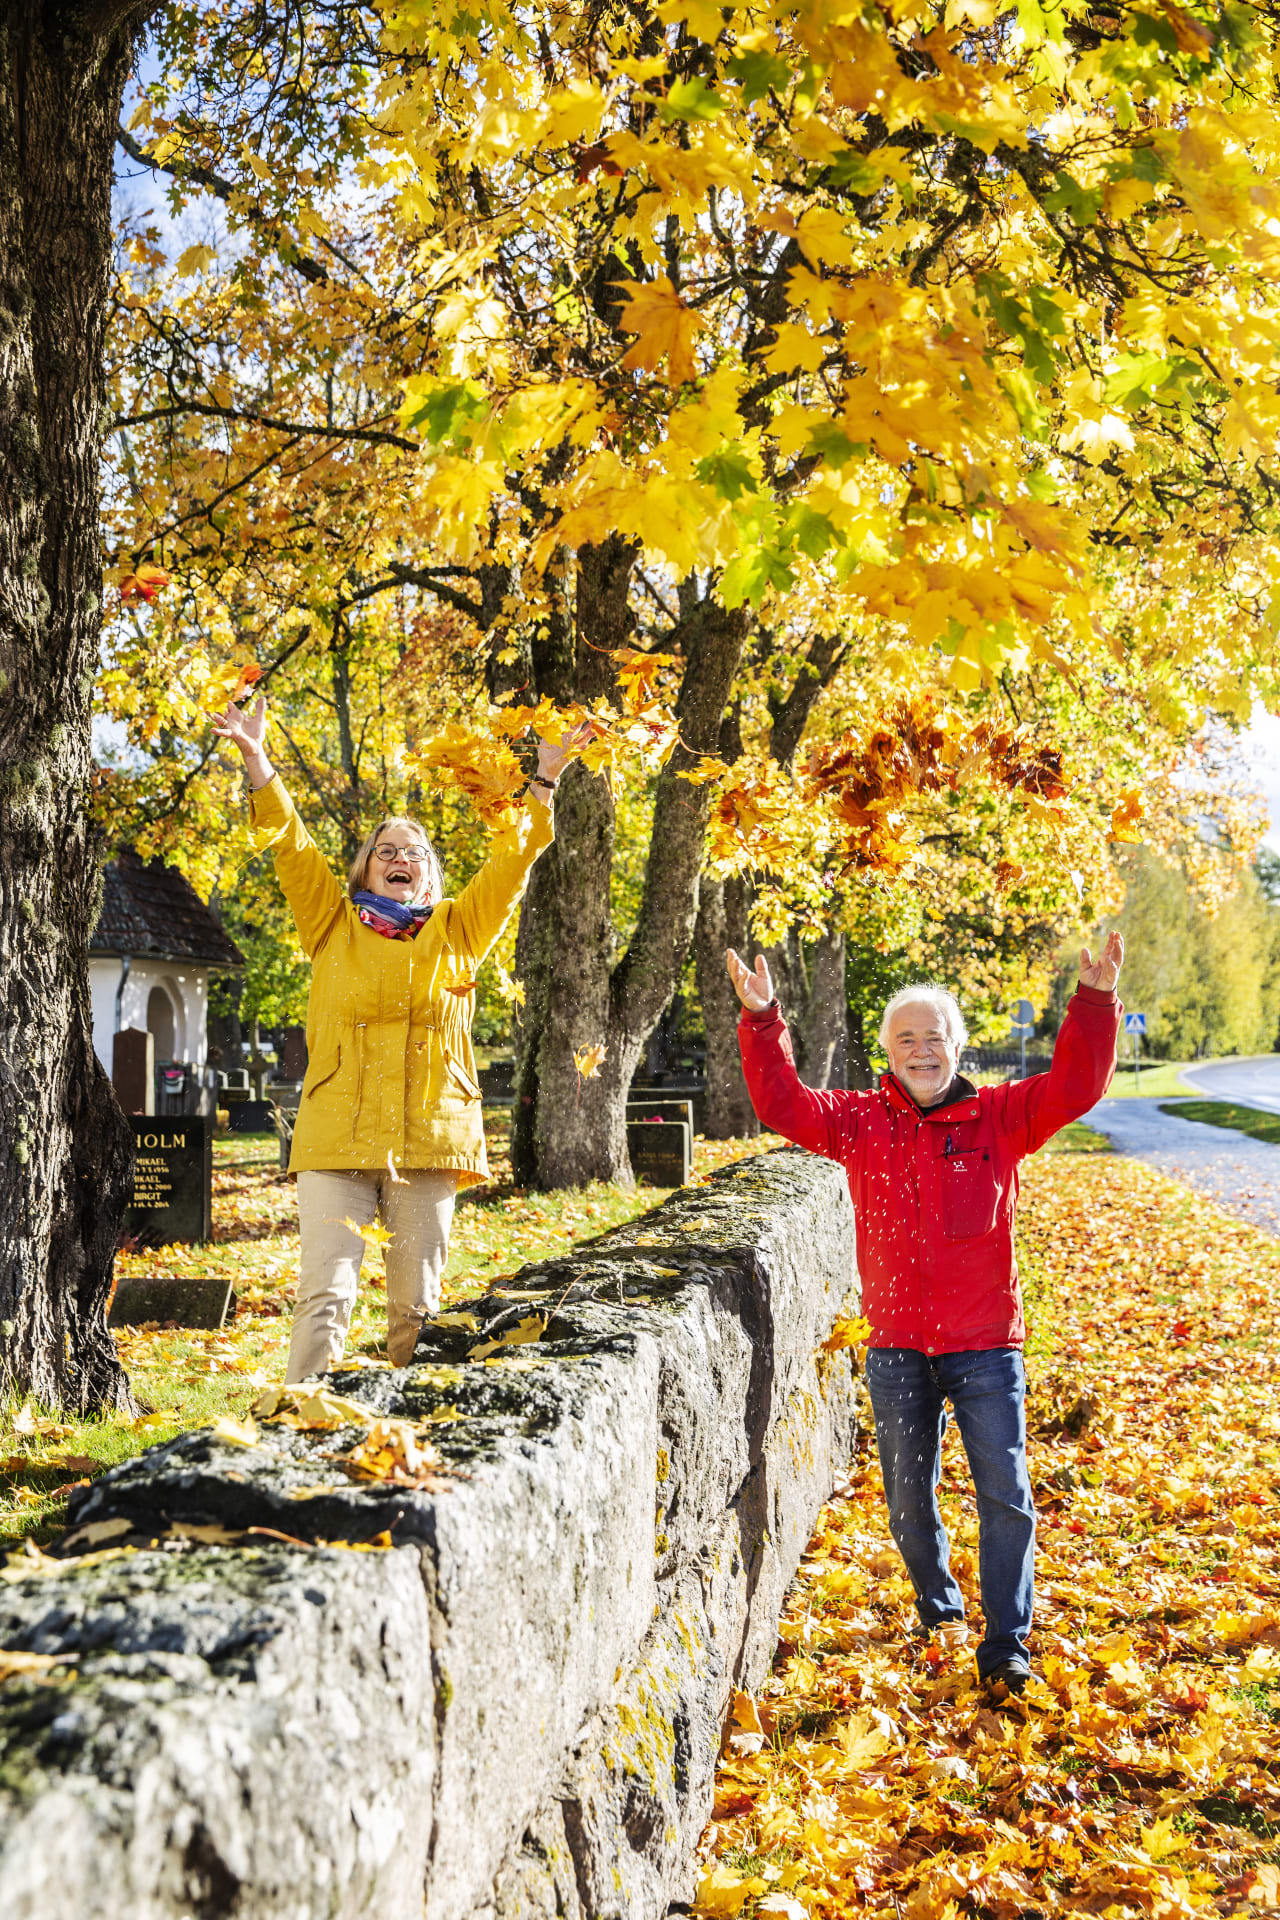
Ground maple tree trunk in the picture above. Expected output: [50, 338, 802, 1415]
[798, 930, 848, 1091]
[513, 545, 748, 1188]
[0, 3, 153, 1411]
[694, 874, 759, 1140]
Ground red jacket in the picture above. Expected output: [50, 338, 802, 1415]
[738, 986, 1121, 1353]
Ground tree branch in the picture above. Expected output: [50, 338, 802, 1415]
[116, 126, 330, 286]
[113, 396, 418, 451]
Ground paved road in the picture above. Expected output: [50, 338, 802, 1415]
[1084, 1094, 1280, 1235]
[1179, 1054, 1280, 1114]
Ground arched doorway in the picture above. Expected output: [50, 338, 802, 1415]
[146, 985, 176, 1061]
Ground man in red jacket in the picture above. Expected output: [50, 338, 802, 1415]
[727, 936, 1124, 1694]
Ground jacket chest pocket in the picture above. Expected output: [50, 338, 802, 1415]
[937, 1147, 1000, 1240]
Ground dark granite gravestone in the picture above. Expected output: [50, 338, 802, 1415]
[282, 1026, 308, 1079]
[112, 1026, 154, 1116]
[125, 1117, 212, 1246]
[108, 1275, 236, 1329]
[227, 1099, 275, 1134]
[626, 1118, 691, 1188]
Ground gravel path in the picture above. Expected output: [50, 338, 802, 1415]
[1083, 1095, 1280, 1235]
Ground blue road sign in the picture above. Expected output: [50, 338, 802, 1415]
[1010, 997, 1035, 1035]
[1124, 1011, 1147, 1035]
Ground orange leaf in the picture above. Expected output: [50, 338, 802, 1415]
[117, 564, 172, 605]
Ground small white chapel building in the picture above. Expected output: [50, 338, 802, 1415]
[89, 848, 244, 1110]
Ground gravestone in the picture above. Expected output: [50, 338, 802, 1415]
[125, 1117, 212, 1246]
[282, 1027, 308, 1079]
[478, 1058, 515, 1104]
[112, 1027, 154, 1116]
[626, 1117, 691, 1188]
[626, 1097, 696, 1167]
[109, 1275, 236, 1330]
[227, 1099, 275, 1134]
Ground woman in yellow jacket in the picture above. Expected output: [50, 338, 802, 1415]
[214, 695, 563, 1381]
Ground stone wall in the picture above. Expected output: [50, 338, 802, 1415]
[0, 1149, 862, 1919]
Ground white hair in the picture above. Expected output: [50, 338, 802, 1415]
[878, 984, 968, 1054]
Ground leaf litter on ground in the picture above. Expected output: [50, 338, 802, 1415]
[695, 1132, 1280, 1918]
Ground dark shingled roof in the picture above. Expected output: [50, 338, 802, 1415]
[91, 849, 245, 970]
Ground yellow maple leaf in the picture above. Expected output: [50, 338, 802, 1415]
[209, 1414, 259, 1448]
[573, 1042, 607, 1080]
[1139, 1815, 1191, 1862]
[343, 1215, 392, 1253]
[200, 658, 263, 713]
[469, 1314, 547, 1361]
[1110, 788, 1145, 842]
[616, 274, 704, 386]
[694, 1865, 760, 1917]
[823, 1312, 872, 1353]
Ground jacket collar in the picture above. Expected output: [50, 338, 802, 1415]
[880, 1071, 979, 1119]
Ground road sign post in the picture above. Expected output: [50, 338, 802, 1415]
[1010, 998, 1035, 1080]
[1123, 1011, 1147, 1090]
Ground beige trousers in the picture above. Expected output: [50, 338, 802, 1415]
[288, 1168, 457, 1382]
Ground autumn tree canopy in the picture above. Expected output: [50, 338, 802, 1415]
[95, 0, 1280, 1183]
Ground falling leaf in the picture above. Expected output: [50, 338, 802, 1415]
[117, 563, 172, 606]
[822, 1312, 872, 1353]
[200, 658, 264, 714]
[443, 978, 478, 996]
[573, 1043, 607, 1080]
[1111, 788, 1145, 842]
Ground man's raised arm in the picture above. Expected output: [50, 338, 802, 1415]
[1000, 930, 1125, 1158]
[727, 949, 860, 1162]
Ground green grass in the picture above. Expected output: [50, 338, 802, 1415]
[1104, 1059, 1197, 1098]
[1158, 1099, 1280, 1146]
[1044, 1121, 1113, 1155]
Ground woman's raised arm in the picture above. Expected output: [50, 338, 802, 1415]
[215, 695, 345, 957]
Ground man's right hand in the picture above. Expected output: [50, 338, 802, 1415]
[726, 949, 775, 1013]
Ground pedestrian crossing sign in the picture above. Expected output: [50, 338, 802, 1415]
[1123, 1012, 1146, 1034]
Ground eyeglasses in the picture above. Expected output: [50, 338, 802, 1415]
[372, 843, 429, 863]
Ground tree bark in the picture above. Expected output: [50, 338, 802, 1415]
[512, 543, 749, 1187]
[798, 930, 848, 1090]
[0, 4, 155, 1411]
[693, 874, 759, 1139]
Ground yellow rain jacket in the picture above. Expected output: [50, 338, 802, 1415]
[249, 774, 553, 1183]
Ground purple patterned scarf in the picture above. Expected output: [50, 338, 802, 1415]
[352, 891, 434, 940]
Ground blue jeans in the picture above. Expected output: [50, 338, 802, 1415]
[864, 1346, 1035, 1676]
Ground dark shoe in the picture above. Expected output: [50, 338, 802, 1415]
[983, 1660, 1029, 1697]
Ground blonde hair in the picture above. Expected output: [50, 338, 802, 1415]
[347, 816, 443, 906]
[878, 984, 968, 1054]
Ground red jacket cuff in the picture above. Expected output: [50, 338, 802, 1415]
[739, 999, 782, 1027]
[1074, 983, 1119, 1006]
